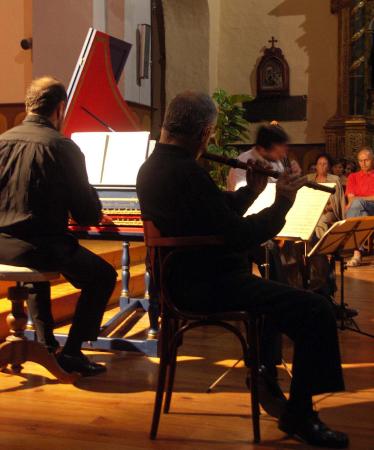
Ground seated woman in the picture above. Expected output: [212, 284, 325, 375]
[307, 153, 345, 239]
[306, 154, 351, 308]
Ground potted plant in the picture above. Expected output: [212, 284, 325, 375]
[208, 89, 253, 189]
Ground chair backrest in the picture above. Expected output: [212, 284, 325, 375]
[143, 220, 224, 317]
[143, 220, 224, 248]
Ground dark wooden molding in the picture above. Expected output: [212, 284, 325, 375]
[0, 103, 25, 107]
[244, 96, 307, 122]
[151, 0, 166, 138]
[127, 101, 153, 112]
[331, 0, 351, 14]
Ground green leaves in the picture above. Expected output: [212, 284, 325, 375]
[208, 89, 253, 189]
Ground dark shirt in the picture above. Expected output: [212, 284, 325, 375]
[136, 143, 293, 303]
[0, 115, 101, 238]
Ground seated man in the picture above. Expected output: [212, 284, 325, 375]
[0, 77, 117, 376]
[346, 147, 374, 266]
[137, 92, 348, 448]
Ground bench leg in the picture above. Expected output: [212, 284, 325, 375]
[0, 285, 78, 384]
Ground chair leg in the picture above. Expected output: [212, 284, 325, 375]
[163, 333, 179, 414]
[248, 318, 261, 444]
[150, 315, 170, 440]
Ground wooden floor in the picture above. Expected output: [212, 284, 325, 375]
[0, 259, 373, 450]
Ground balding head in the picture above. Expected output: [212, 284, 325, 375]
[160, 91, 217, 156]
[25, 76, 67, 115]
[357, 147, 374, 173]
[25, 76, 67, 130]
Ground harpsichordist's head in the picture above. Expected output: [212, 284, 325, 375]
[25, 76, 67, 131]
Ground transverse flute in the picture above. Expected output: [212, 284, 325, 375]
[202, 152, 336, 195]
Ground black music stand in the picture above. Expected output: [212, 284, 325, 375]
[308, 217, 374, 339]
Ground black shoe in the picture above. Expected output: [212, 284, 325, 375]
[247, 365, 287, 419]
[38, 336, 60, 354]
[46, 341, 60, 354]
[279, 410, 349, 448]
[329, 298, 358, 320]
[57, 353, 107, 377]
[335, 305, 358, 320]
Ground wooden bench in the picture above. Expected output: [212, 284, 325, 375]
[0, 265, 78, 383]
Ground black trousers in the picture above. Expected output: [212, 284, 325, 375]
[174, 266, 345, 399]
[229, 275, 345, 398]
[0, 233, 117, 347]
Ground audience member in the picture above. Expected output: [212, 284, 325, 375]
[346, 148, 374, 266]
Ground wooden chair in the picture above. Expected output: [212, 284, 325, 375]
[0, 265, 78, 383]
[143, 221, 261, 443]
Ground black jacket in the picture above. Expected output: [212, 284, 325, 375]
[0, 114, 101, 238]
[136, 143, 293, 296]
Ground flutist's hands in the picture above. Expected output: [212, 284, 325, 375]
[276, 173, 307, 203]
[246, 161, 269, 196]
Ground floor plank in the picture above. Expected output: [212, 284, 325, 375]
[0, 258, 373, 449]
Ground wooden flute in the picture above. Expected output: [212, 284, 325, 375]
[202, 152, 336, 195]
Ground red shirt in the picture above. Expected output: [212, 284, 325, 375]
[346, 170, 374, 197]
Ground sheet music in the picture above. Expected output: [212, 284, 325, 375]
[71, 132, 108, 184]
[245, 182, 276, 215]
[244, 182, 335, 241]
[72, 131, 150, 186]
[308, 217, 374, 257]
[102, 132, 150, 185]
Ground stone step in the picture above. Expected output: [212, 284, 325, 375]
[0, 240, 146, 297]
[0, 240, 147, 340]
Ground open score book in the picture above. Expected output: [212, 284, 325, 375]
[243, 182, 335, 241]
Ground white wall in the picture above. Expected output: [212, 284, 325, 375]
[216, 0, 338, 144]
[163, 0, 338, 144]
[32, 0, 93, 88]
[163, 0, 210, 104]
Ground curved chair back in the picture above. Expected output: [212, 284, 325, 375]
[143, 220, 224, 317]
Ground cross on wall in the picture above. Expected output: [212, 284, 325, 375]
[268, 36, 278, 48]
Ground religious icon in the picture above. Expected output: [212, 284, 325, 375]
[262, 61, 283, 89]
[256, 37, 290, 97]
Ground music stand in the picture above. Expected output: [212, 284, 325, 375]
[308, 217, 374, 339]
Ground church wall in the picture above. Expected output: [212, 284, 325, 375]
[163, 0, 338, 147]
[0, 0, 32, 105]
[32, 0, 93, 88]
[216, 0, 338, 145]
[162, 0, 210, 104]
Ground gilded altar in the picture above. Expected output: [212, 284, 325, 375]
[325, 0, 374, 157]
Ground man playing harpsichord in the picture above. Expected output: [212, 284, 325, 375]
[0, 77, 117, 376]
[137, 91, 348, 448]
